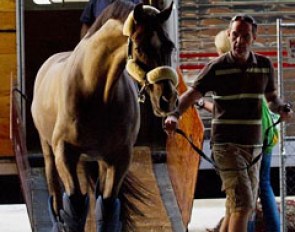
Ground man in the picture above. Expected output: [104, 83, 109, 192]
[165, 14, 292, 232]
[80, 0, 141, 38]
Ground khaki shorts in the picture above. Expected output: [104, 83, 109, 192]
[212, 144, 262, 213]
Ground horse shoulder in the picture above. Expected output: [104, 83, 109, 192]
[103, 44, 128, 103]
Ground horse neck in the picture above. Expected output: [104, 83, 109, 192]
[81, 21, 128, 101]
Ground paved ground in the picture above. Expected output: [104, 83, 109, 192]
[188, 198, 225, 232]
[0, 204, 31, 232]
[0, 199, 225, 232]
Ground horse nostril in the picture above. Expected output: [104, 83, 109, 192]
[175, 97, 179, 107]
[160, 95, 169, 111]
[161, 96, 169, 103]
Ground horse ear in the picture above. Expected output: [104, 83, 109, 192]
[133, 3, 145, 24]
[156, 1, 173, 24]
[123, 11, 135, 36]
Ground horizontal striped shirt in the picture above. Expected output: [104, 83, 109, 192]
[192, 52, 275, 146]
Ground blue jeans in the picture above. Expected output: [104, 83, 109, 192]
[248, 151, 280, 232]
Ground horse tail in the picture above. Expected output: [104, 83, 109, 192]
[119, 171, 154, 231]
[80, 161, 153, 231]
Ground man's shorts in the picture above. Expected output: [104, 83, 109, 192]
[212, 143, 262, 213]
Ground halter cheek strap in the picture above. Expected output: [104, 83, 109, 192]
[125, 59, 146, 84]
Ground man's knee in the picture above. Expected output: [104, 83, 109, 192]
[232, 209, 252, 218]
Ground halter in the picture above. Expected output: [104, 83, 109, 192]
[123, 8, 178, 103]
[137, 80, 150, 103]
[126, 37, 150, 103]
[126, 33, 178, 103]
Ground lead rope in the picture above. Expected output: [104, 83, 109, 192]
[174, 127, 264, 172]
[163, 114, 287, 172]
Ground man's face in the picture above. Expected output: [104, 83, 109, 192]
[228, 20, 256, 62]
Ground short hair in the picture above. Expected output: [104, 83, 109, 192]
[214, 30, 230, 54]
[229, 14, 258, 35]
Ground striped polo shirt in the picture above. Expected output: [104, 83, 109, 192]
[192, 51, 276, 147]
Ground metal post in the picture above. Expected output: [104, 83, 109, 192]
[277, 18, 286, 232]
[16, 0, 26, 133]
[165, 0, 179, 69]
[276, 19, 295, 232]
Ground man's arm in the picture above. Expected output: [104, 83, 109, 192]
[80, 0, 95, 39]
[265, 90, 293, 121]
[164, 87, 202, 133]
[80, 24, 91, 39]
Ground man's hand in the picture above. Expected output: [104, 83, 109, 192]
[278, 103, 293, 121]
[164, 115, 179, 135]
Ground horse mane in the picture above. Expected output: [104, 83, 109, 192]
[86, 0, 135, 38]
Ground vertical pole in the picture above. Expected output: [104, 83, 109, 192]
[166, 0, 179, 69]
[16, 0, 26, 130]
[277, 18, 286, 232]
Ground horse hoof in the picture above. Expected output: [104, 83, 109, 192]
[106, 198, 122, 232]
[95, 195, 104, 232]
[95, 196, 122, 232]
[60, 193, 89, 232]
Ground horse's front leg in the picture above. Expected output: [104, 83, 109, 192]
[40, 139, 63, 232]
[54, 141, 89, 232]
[96, 146, 133, 232]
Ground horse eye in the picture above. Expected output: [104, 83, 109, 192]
[162, 42, 174, 53]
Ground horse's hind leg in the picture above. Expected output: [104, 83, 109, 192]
[54, 141, 89, 232]
[96, 146, 132, 232]
[40, 138, 63, 230]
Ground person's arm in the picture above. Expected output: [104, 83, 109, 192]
[80, 23, 91, 39]
[164, 87, 202, 134]
[80, 0, 95, 39]
[265, 90, 293, 121]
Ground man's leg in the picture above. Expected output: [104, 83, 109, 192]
[213, 144, 261, 232]
[229, 210, 251, 232]
[219, 214, 230, 232]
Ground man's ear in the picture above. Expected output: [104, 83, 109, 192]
[226, 29, 230, 37]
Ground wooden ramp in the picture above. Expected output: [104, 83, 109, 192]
[14, 148, 185, 232]
[12, 93, 185, 232]
[78, 146, 185, 232]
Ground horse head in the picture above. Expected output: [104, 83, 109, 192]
[123, 2, 178, 117]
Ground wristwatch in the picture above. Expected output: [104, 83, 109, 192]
[195, 98, 205, 109]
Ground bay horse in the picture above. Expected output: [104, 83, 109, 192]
[31, 1, 178, 231]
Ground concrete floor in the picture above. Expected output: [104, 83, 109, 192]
[0, 204, 31, 232]
[188, 198, 226, 232]
[0, 199, 226, 232]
